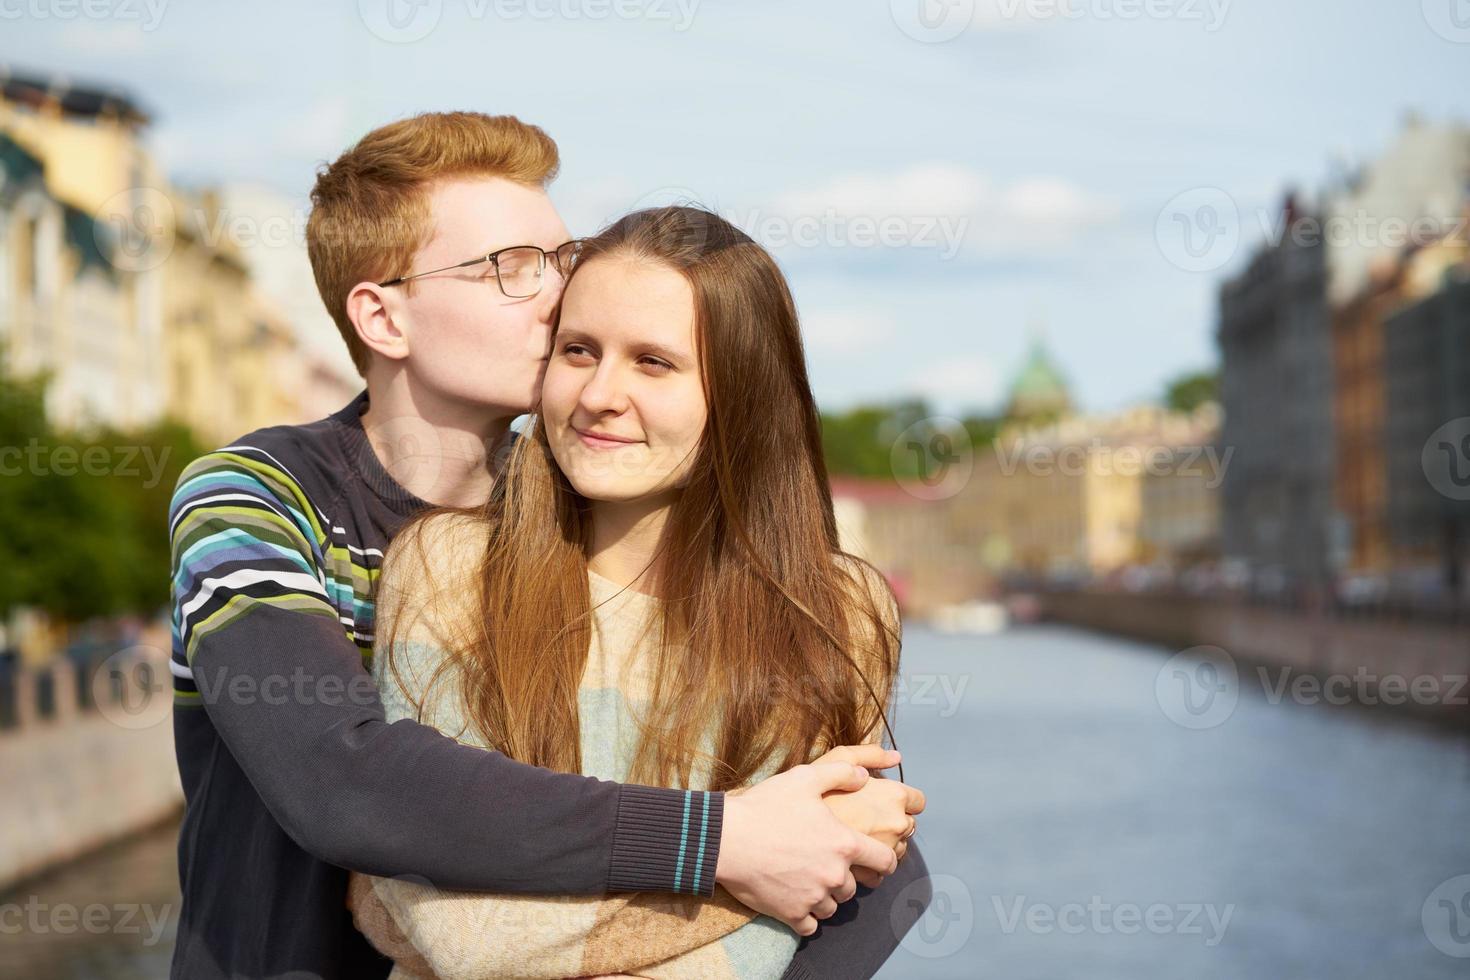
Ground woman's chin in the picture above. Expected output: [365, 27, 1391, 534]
[567, 480, 647, 504]
[561, 471, 671, 506]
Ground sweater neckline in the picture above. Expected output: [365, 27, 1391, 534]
[329, 389, 431, 519]
[588, 567, 659, 605]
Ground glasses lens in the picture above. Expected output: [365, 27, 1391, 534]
[552, 241, 583, 277]
[496, 246, 544, 298]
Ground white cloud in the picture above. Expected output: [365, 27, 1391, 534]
[776, 163, 990, 217]
[907, 354, 1004, 410]
[758, 163, 1120, 260]
[56, 21, 151, 54]
[801, 310, 895, 354]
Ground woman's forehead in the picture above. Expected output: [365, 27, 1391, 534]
[561, 257, 696, 347]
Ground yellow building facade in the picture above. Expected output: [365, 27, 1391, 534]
[1, 71, 331, 447]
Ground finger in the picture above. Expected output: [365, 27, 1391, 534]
[903, 815, 917, 839]
[812, 895, 838, 920]
[895, 840, 909, 863]
[832, 869, 858, 904]
[903, 785, 927, 814]
[787, 910, 823, 934]
[853, 867, 883, 889]
[848, 831, 900, 875]
[817, 745, 902, 771]
[807, 762, 870, 794]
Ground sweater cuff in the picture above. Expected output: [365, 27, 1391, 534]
[607, 785, 724, 896]
[779, 958, 821, 980]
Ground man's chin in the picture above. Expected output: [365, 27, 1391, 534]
[500, 377, 542, 416]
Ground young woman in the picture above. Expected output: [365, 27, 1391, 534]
[347, 206, 909, 979]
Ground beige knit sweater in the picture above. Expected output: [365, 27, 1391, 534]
[347, 513, 896, 980]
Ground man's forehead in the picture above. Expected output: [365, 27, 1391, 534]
[424, 177, 568, 251]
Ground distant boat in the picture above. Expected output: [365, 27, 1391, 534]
[929, 601, 1009, 635]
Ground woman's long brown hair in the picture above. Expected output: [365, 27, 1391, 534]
[384, 206, 902, 791]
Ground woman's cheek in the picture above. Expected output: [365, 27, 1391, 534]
[539, 364, 577, 417]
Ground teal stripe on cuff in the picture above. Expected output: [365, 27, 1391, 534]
[692, 792, 711, 890]
[607, 785, 725, 896]
[672, 789, 692, 892]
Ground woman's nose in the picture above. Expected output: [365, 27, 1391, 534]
[578, 363, 629, 415]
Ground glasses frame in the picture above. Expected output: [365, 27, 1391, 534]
[377, 240, 583, 298]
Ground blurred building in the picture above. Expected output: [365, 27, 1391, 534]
[831, 476, 973, 613]
[0, 90, 161, 432]
[1217, 194, 1336, 589]
[1002, 333, 1074, 426]
[1383, 238, 1470, 597]
[1220, 116, 1470, 598]
[1327, 116, 1470, 582]
[1326, 114, 1470, 307]
[952, 403, 1222, 581]
[214, 183, 360, 419]
[1138, 405, 1224, 567]
[1331, 258, 1402, 574]
[0, 67, 357, 446]
[160, 188, 325, 443]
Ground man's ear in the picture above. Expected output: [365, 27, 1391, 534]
[347, 281, 410, 363]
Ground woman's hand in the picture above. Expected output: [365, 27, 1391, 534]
[811, 746, 925, 888]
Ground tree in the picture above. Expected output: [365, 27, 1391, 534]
[1164, 369, 1219, 413]
[820, 401, 1000, 481]
[0, 345, 206, 624]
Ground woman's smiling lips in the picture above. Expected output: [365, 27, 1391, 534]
[573, 426, 642, 450]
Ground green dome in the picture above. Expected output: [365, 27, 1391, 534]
[1005, 337, 1073, 422]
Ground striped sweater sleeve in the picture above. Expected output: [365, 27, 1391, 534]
[168, 449, 723, 896]
[170, 450, 342, 685]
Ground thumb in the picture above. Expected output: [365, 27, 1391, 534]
[807, 761, 870, 794]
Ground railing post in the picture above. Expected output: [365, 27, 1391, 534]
[50, 658, 79, 722]
[14, 668, 38, 732]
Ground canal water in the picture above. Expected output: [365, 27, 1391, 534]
[3, 624, 1468, 978]
[875, 624, 1470, 979]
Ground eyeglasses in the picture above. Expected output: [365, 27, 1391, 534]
[378, 240, 584, 298]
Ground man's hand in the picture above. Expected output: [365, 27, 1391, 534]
[813, 745, 925, 888]
[716, 756, 901, 936]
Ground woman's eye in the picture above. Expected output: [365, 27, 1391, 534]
[639, 357, 672, 373]
[562, 343, 594, 360]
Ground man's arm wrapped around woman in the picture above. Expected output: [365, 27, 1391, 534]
[346, 514, 787, 980]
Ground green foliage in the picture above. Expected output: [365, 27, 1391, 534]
[1164, 369, 1219, 414]
[821, 400, 1000, 479]
[0, 348, 206, 623]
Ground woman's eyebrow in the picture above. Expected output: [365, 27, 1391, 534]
[636, 341, 692, 365]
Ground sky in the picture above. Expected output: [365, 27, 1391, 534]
[3, 0, 1469, 414]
